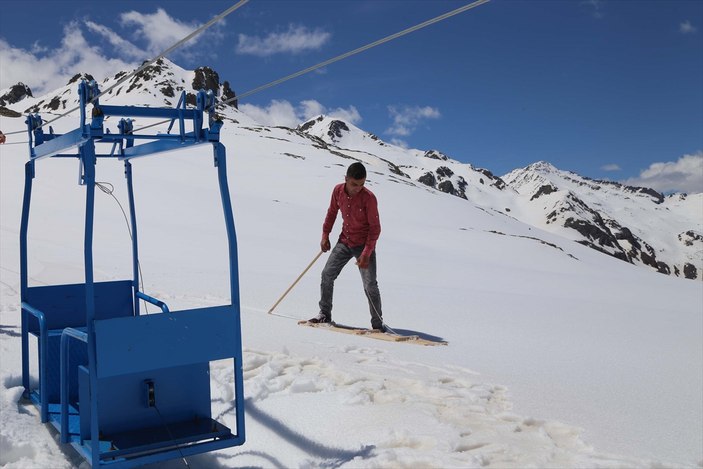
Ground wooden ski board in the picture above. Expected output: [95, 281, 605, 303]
[298, 321, 447, 346]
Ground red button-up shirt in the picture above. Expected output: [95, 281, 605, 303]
[323, 183, 381, 258]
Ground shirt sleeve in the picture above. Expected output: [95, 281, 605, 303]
[361, 192, 381, 258]
[322, 186, 339, 236]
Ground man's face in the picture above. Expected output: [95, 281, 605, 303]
[345, 176, 366, 196]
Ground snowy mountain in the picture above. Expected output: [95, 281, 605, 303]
[1, 58, 701, 468]
[503, 162, 702, 280]
[295, 116, 702, 280]
[13, 58, 239, 117]
[6, 57, 700, 283]
[297, 115, 509, 202]
[0, 83, 32, 117]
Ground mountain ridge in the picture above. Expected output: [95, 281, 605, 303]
[4, 58, 700, 280]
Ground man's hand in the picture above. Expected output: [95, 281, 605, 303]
[321, 236, 331, 252]
[356, 255, 370, 269]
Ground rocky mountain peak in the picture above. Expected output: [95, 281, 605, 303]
[12, 57, 239, 115]
[298, 115, 355, 144]
[424, 150, 449, 161]
[327, 119, 350, 141]
[192, 66, 220, 93]
[298, 115, 325, 132]
[4, 59, 698, 281]
[501, 160, 699, 279]
[526, 161, 559, 173]
[68, 73, 95, 85]
[0, 83, 33, 107]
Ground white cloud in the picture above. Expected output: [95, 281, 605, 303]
[0, 8, 227, 95]
[239, 99, 361, 127]
[601, 164, 621, 172]
[623, 152, 703, 194]
[240, 100, 299, 127]
[299, 100, 325, 119]
[85, 20, 143, 60]
[327, 105, 362, 125]
[0, 24, 133, 95]
[385, 105, 441, 137]
[119, 8, 199, 55]
[680, 20, 697, 35]
[236, 24, 330, 57]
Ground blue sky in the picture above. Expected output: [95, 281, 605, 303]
[1, 0, 702, 192]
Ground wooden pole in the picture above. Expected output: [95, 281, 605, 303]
[268, 250, 324, 314]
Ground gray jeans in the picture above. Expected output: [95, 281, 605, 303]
[319, 242, 383, 329]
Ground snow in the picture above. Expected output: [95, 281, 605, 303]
[502, 162, 703, 277]
[1, 68, 702, 468]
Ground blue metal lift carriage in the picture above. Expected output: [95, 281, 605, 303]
[19, 80, 245, 467]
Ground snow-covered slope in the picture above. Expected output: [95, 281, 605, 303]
[503, 162, 702, 279]
[1, 60, 701, 468]
[8, 59, 700, 281]
[10, 58, 242, 121]
[298, 115, 509, 203]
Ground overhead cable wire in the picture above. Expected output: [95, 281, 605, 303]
[11, 0, 488, 138]
[1, 0, 249, 138]
[91, 0, 249, 104]
[231, 0, 491, 104]
[8, 0, 490, 140]
[130, 0, 491, 134]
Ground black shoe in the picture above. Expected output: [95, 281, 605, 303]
[308, 312, 331, 324]
[372, 324, 386, 333]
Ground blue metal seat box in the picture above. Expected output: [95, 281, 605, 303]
[19, 80, 245, 467]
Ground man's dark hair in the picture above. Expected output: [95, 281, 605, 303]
[347, 162, 367, 180]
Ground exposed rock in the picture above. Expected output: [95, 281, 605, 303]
[476, 168, 507, 190]
[385, 160, 408, 178]
[424, 150, 449, 161]
[127, 59, 168, 94]
[679, 230, 703, 247]
[438, 180, 456, 195]
[683, 263, 698, 279]
[48, 96, 62, 110]
[436, 178, 468, 199]
[436, 166, 454, 179]
[299, 116, 325, 133]
[368, 133, 386, 145]
[418, 172, 436, 187]
[531, 184, 558, 201]
[657, 262, 671, 275]
[0, 83, 33, 106]
[161, 85, 175, 98]
[456, 176, 468, 199]
[192, 66, 220, 94]
[68, 73, 95, 85]
[416, 166, 468, 199]
[222, 81, 237, 108]
[564, 217, 619, 250]
[0, 106, 22, 117]
[327, 120, 350, 141]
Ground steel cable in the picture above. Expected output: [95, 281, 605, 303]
[129, 0, 491, 134]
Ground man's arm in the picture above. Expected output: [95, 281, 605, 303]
[358, 192, 381, 267]
[321, 187, 339, 252]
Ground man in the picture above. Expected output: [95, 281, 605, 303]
[309, 162, 385, 331]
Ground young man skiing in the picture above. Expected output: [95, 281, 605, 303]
[308, 162, 385, 331]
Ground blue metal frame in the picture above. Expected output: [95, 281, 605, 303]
[19, 80, 245, 467]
